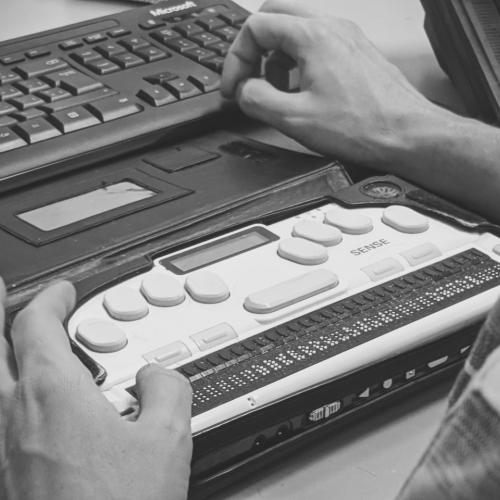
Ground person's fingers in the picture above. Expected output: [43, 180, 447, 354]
[221, 12, 308, 97]
[260, 0, 319, 18]
[10, 281, 77, 376]
[235, 77, 306, 132]
[0, 278, 15, 390]
[136, 364, 192, 434]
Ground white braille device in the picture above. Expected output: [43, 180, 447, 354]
[67, 177, 500, 442]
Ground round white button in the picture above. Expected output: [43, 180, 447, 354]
[324, 210, 373, 235]
[493, 244, 500, 256]
[103, 286, 149, 321]
[76, 319, 128, 353]
[278, 237, 328, 265]
[141, 274, 186, 307]
[292, 220, 343, 247]
[382, 205, 429, 233]
[185, 272, 230, 304]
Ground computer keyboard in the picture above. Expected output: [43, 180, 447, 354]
[0, 0, 248, 189]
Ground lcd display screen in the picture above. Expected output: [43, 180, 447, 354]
[18, 181, 156, 232]
[164, 228, 278, 274]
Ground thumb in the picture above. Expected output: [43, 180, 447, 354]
[236, 77, 305, 132]
[136, 364, 192, 432]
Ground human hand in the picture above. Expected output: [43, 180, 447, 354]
[0, 279, 192, 500]
[221, 0, 445, 167]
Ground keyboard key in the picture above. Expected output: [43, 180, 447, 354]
[144, 71, 177, 85]
[0, 69, 21, 85]
[190, 323, 238, 351]
[71, 48, 101, 65]
[244, 269, 339, 314]
[139, 19, 166, 30]
[0, 127, 27, 152]
[15, 78, 49, 94]
[143, 342, 191, 367]
[151, 28, 180, 44]
[16, 57, 68, 78]
[26, 48, 51, 59]
[88, 95, 141, 122]
[12, 108, 46, 122]
[0, 116, 17, 127]
[112, 52, 145, 69]
[292, 220, 343, 247]
[0, 85, 23, 100]
[140, 274, 185, 307]
[134, 46, 169, 62]
[103, 286, 149, 321]
[40, 87, 117, 113]
[0, 53, 25, 65]
[213, 25, 239, 42]
[84, 33, 108, 44]
[361, 258, 405, 282]
[174, 20, 204, 37]
[76, 319, 128, 353]
[85, 59, 121, 75]
[325, 209, 373, 235]
[10, 94, 44, 110]
[190, 32, 221, 47]
[15, 117, 61, 143]
[164, 77, 203, 99]
[204, 56, 225, 73]
[108, 27, 131, 38]
[0, 101, 16, 115]
[165, 38, 199, 53]
[95, 42, 126, 58]
[49, 106, 101, 133]
[44, 68, 103, 94]
[382, 206, 429, 234]
[185, 271, 230, 304]
[208, 41, 230, 56]
[59, 39, 84, 51]
[137, 86, 177, 106]
[188, 73, 221, 92]
[184, 47, 217, 63]
[196, 15, 226, 31]
[400, 243, 442, 267]
[219, 11, 247, 26]
[120, 35, 150, 52]
[278, 237, 328, 265]
[37, 87, 72, 103]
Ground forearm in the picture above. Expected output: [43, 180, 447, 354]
[381, 104, 500, 223]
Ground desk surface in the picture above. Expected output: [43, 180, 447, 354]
[0, 2, 461, 499]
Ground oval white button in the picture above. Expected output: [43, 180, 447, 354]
[278, 237, 328, 265]
[76, 319, 128, 353]
[103, 286, 149, 321]
[141, 274, 185, 307]
[185, 272, 230, 304]
[493, 244, 500, 256]
[324, 210, 373, 235]
[382, 205, 429, 233]
[292, 220, 343, 247]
